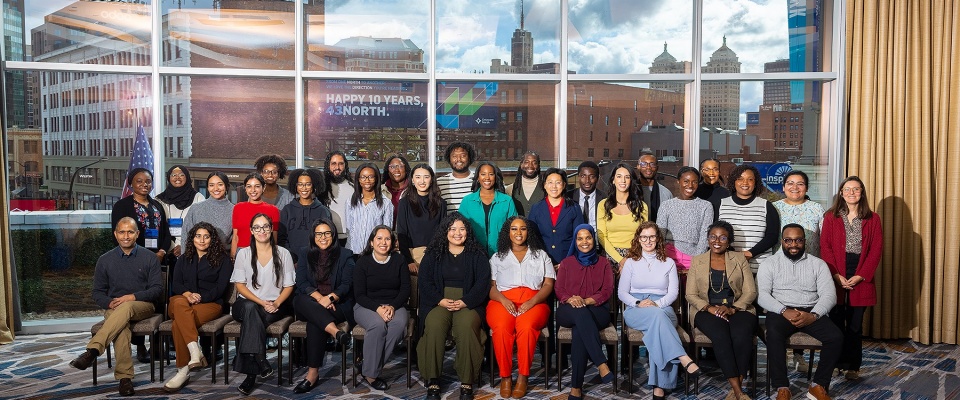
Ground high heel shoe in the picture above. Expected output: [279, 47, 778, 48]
[652, 387, 666, 400]
[600, 370, 615, 384]
[681, 359, 701, 378]
[292, 378, 319, 394]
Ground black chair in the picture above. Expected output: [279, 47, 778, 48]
[223, 315, 294, 385]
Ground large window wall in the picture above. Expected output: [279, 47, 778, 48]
[3, 0, 844, 321]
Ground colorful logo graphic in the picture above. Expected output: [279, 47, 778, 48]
[436, 82, 499, 129]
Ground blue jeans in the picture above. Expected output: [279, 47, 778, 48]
[622, 293, 685, 389]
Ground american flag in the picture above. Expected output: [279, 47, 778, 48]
[120, 124, 155, 198]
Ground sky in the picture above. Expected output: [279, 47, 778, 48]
[20, 0, 817, 129]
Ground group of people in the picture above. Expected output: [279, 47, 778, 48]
[66, 143, 882, 400]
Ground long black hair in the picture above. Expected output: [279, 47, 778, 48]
[495, 215, 547, 260]
[183, 221, 226, 268]
[471, 161, 507, 193]
[403, 163, 444, 218]
[248, 213, 283, 290]
[602, 162, 645, 222]
[306, 217, 341, 287]
[361, 225, 398, 257]
[206, 171, 231, 198]
[350, 163, 385, 208]
[424, 212, 484, 261]
[286, 168, 327, 204]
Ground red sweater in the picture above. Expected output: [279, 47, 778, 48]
[554, 255, 614, 305]
[820, 211, 883, 307]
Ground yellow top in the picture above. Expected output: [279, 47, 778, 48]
[596, 198, 648, 264]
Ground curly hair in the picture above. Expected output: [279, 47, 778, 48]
[183, 221, 226, 268]
[424, 212, 484, 260]
[444, 142, 476, 167]
[725, 164, 765, 198]
[471, 161, 507, 193]
[350, 163, 385, 208]
[707, 220, 736, 252]
[286, 168, 327, 203]
[255, 154, 288, 179]
[248, 213, 283, 290]
[494, 216, 547, 260]
[361, 225, 398, 257]
[625, 221, 666, 262]
[602, 163, 645, 222]
[403, 163, 445, 218]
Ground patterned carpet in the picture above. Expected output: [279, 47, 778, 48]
[0, 332, 958, 399]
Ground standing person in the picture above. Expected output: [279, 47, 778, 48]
[183, 171, 235, 246]
[758, 225, 842, 400]
[291, 218, 354, 394]
[324, 151, 354, 245]
[773, 170, 825, 373]
[397, 164, 448, 274]
[718, 165, 781, 273]
[507, 151, 545, 216]
[528, 167, 585, 267]
[554, 224, 616, 400]
[278, 168, 331, 258]
[487, 217, 555, 398]
[382, 154, 411, 225]
[231, 173, 280, 258]
[458, 162, 519, 257]
[656, 166, 713, 272]
[417, 213, 491, 400]
[636, 152, 673, 223]
[619, 222, 701, 400]
[694, 158, 730, 218]
[155, 165, 205, 263]
[353, 226, 411, 390]
[597, 163, 647, 269]
[68, 217, 163, 396]
[437, 142, 476, 213]
[163, 223, 233, 392]
[570, 161, 606, 231]
[821, 176, 883, 381]
[231, 213, 296, 396]
[345, 163, 394, 253]
[255, 154, 295, 208]
[685, 220, 758, 400]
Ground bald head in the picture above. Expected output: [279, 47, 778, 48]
[114, 217, 140, 252]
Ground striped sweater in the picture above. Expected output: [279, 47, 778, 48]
[718, 195, 781, 273]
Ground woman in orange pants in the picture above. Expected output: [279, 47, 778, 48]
[487, 216, 555, 398]
[164, 222, 233, 392]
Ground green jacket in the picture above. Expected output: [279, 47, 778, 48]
[458, 191, 518, 257]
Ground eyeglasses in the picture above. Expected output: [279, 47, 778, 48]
[638, 161, 657, 168]
[782, 238, 805, 245]
[701, 167, 719, 172]
[358, 175, 376, 181]
[388, 164, 404, 170]
[707, 235, 729, 242]
[842, 187, 862, 194]
[638, 235, 657, 242]
[314, 231, 333, 238]
[296, 182, 312, 188]
[261, 169, 279, 176]
[170, 173, 186, 178]
[193, 234, 211, 240]
[784, 181, 806, 187]
[251, 225, 271, 233]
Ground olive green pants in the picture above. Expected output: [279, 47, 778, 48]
[417, 287, 485, 384]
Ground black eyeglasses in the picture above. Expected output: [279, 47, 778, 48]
[782, 238, 805, 245]
[313, 231, 334, 238]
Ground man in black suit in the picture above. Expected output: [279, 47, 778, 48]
[569, 161, 606, 230]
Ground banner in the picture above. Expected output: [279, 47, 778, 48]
[750, 162, 793, 193]
[314, 80, 427, 128]
[435, 82, 500, 129]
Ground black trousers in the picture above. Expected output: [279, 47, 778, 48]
[831, 251, 867, 371]
[694, 310, 757, 379]
[293, 294, 346, 369]
[764, 311, 843, 390]
[231, 297, 292, 375]
[556, 303, 610, 389]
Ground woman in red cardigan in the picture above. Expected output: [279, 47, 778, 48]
[820, 176, 882, 381]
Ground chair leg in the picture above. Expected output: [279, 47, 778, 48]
[353, 338, 360, 388]
[276, 335, 284, 386]
[557, 341, 564, 390]
[627, 343, 634, 393]
[224, 337, 232, 385]
[92, 351, 98, 386]
[159, 335, 165, 382]
[287, 336, 294, 385]
[341, 337, 347, 384]
[106, 344, 112, 368]
[488, 336, 495, 388]
[694, 344, 700, 394]
[541, 337, 550, 389]
[612, 343, 618, 394]
[211, 334, 218, 384]
[149, 334, 156, 383]
[407, 336, 413, 389]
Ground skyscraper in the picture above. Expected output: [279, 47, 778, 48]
[701, 36, 741, 131]
[649, 42, 688, 94]
[3, 0, 25, 128]
[763, 59, 791, 106]
[788, 0, 822, 104]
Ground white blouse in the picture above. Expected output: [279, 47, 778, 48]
[489, 248, 556, 292]
[231, 246, 295, 301]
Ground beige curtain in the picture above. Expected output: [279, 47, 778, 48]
[0, 140, 14, 344]
[846, 0, 960, 344]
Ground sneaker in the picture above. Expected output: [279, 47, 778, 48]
[807, 384, 832, 400]
[844, 370, 860, 380]
[794, 352, 810, 373]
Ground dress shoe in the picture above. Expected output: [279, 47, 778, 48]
[365, 377, 389, 390]
[511, 375, 528, 398]
[136, 346, 151, 363]
[425, 382, 441, 400]
[238, 375, 257, 395]
[69, 349, 98, 370]
[163, 366, 190, 393]
[775, 387, 792, 400]
[459, 384, 474, 400]
[118, 378, 135, 396]
[293, 378, 319, 394]
[844, 370, 860, 380]
[599, 370, 615, 384]
[681, 359, 702, 378]
[500, 377, 513, 398]
[807, 384, 832, 400]
[567, 392, 583, 400]
[256, 356, 274, 379]
[335, 331, 350, 347]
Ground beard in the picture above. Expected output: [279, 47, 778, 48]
[784, 248, 806, 261]
[326, 170, 348, 184]
[451, 164, 471, 174]
[522, 169, 540, 180]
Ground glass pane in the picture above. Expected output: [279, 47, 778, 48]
[305, 0, 429, 72]
[568, 0, 693, 74]
[305, 79, 429, 166]
[22, 0, 152, 65]
[699, 80, 830, 204]
[701, 0, 827, 74]
[162, 76, 296, 201]
[436, 0, 560, 74]
[436, 81, 557, 173]
[567, 82, 687, 195]
[161, 0, 294, 69]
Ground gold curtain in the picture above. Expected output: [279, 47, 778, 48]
[0, 142, 15, 344]
[846, 0, 960, 344]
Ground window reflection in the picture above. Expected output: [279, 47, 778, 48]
[27, 0, 152, 65]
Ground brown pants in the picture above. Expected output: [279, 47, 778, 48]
[88, 301, 155, 380]
[167, 296, 222, 368]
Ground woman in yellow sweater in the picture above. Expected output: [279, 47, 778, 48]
[597, 162, 648, 271]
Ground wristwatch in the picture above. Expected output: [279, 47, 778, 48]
[636, 300, 642, 307]
[328, 295, 336, 303]
[811, 312, 820, 320]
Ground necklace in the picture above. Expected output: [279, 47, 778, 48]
[449, 247, 464, 257]
[710, 268, 727, 294]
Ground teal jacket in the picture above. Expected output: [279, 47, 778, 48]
[458, 191, 518, 257]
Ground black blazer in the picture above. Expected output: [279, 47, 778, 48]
[417, 248, 491, 336]
[569, 188, 607, 223]
[295, 246, 357, 325]
[111, 195, 172, 252]
[171, 254, 233, 307]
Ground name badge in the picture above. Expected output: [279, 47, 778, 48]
[169, 218, 183, 238]
[145, 228, 159, 249]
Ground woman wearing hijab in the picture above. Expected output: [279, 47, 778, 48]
[156, 165, 206, 262]
[554, 224, 615, 400]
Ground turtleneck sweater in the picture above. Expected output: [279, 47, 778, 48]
[617, 251, 679, 308]
[183, 196, 235, 245]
